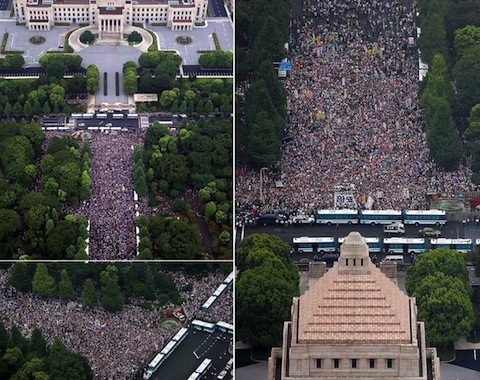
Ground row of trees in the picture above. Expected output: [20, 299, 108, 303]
[7, 262, 197, 311]
[235, 0, 290, 167]
[0, 53, 25, 68]
[236, 234, 299, 347]
[406, 249, 476, 347]
[0, 322, 93, 380]
[198, 51, 233, 68]
[417, 0, 480, 176]
[420, 54, 462, 170]
[85, 64, 99, 94]
[123, 61, 138, 95]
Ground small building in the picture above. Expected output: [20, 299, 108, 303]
[269, 231, 441, 380]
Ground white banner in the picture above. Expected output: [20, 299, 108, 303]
[334, 192, 357, 209]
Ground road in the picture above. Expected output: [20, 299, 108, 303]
[235, 221, 480, 265]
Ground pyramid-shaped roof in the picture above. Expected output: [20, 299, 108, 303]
[297, 232, 413, 344]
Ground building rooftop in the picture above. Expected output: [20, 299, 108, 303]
[296, 232, 413, 345]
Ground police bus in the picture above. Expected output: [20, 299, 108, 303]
[315, 209, 359, 225]
[402, 209, 447, 226]
[292, 237, 336, 254]
[383, 237, 426, 254]
[359, 210, 402, 225]
[430, 238, 474, 253]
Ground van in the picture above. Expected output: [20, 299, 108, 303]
[381, 255, 405, 265]
[384, 222, 405, 235]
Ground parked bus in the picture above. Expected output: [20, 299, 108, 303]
[315, 209, 359, 225]
[195, 358, 212, 376]
[160, 341, 176, 358]
[127, 113, 138, 119]
[216, 321, 233, 334]
[191, 320, 216, 333]
[338, 237, 381, 253]
[383, 237, 426, 254]
[224, 271, 234, 285]
[201, 295, 217, 311]
[213, 283, 227, 297]
[113, 113, 124, 119]
[430, 238, 474, 253]
[292, 237, 336, 254]
[172, 327, 188, 343]
[82, 113, 94, 119]
[144, 353, 165, 379]
[359, 210, 402, 225]
[403, 209, 447, 226]
[96, 113, 107, 119]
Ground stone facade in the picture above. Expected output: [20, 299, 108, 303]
[269, 232, 441, 380]
[13, 0, 208, 32]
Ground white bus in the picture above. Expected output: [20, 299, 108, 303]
[224, 271, 234, 285]
[201, 295, 217, 311]
[160, 341, 176, 358]
[383, 237, 426, 254]
[216, 321, 233, 334]
[359, 210, 402, 225]
[430, 238, 473, 253]
[192, 320, 216, 333]
[403, 209, 447, 226]
[338, 237, 381, 253]
[96, 113, 108, 119]
[144, 353, 165, 379]
[315, 209, 359, 225]
[113, 113, 124, 119]
[127, 113, 138, 119]
[172, 327, 188, 343]
[292, 237, 336, 254]
[82, 113, 94, 119]
[195, 358, 212, 376]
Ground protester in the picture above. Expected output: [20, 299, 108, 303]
[236, 0, 476, 219]
[0, 267, 233, 379]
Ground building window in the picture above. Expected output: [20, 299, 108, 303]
[387, 359, 393, 369]
[361, 258, 364, 266]
[333, 359, 340, 369]
[346, 258, 349, 266]
[351, 359, 357, 369]
[369, 359, 375, 368]
[316, 359, 322, 368]
[353, 258, 356, 266]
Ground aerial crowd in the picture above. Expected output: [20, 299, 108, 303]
[76, 131, 143, 259]
[236, 0, 475, 218]
[0, 267, 233, 379]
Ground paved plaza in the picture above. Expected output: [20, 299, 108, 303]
[0, 14, 232, 106]
[0, 16, 232, 67]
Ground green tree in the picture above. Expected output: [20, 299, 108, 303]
[454, 25, 480, 59]
[31, 263, 57, 298]
[236, 256, 298, 347]
[9, 262, 32, 292]
[406, 248, 469, 295]
[452, 45, 480, 117]
[79, 30, 95, 44]
[413, 272, 474, 346]
[3, 347, 23, 367]
[29, 328, 48, 357]
[82, 278, 98, 308]
[8, 324, 28, 355]
[58, 269, 76, 300]
[100, 266, 124, 312]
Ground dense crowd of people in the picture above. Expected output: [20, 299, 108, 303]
[0, 267, 233, 379]
[236, 0, 476, 218]
[74, 131, 144, 259]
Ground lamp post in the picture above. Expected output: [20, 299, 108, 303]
[259, 167, 268, 201]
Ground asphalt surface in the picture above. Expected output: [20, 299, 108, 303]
[208, 0, 228, 18]
[151, 328, 232, 380]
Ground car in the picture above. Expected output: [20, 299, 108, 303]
[419, 227, 441, 237]
[292, 215, 315, 225]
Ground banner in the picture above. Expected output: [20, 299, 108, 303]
[334, 192, 357, 209]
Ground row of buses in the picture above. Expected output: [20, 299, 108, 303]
[314, 209, 447, 226]
[187, 358, 213, 380]
[292, 236, 478, 255]
[201, 271, 234, 311]
[143, 327, 188, 379]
